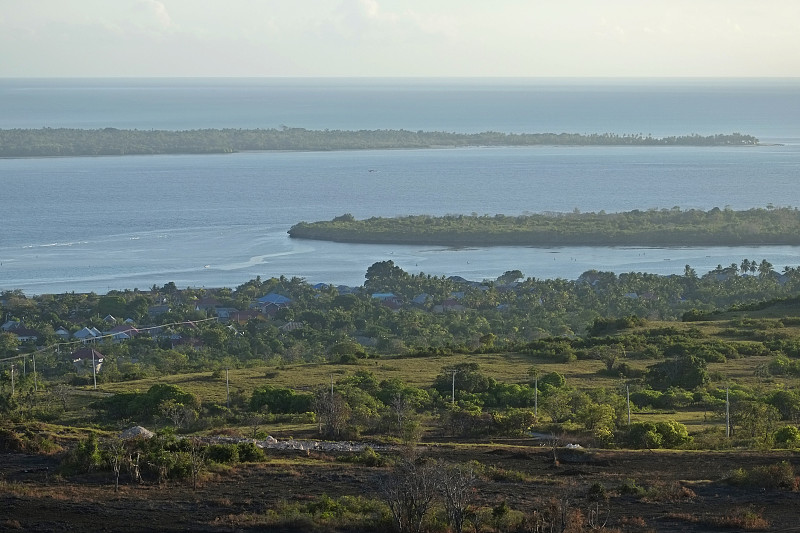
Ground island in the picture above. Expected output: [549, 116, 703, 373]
[0, 128, 758, 157]
[288, 207, 800, 247]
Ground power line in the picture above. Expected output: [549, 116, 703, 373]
[0, 317, 219, 363]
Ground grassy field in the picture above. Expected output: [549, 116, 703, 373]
[79, 309, 800, 439]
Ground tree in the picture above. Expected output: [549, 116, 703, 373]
[646, 354, 708, 391]
[104, 438, 127, 492]
[497, 270, 524, 285]
[313, 389, 350, 438]
[186, 438, 207, 490]
[159, 399, 196, 429]
[380, 459, 439, 533]
[364, 260, 409, 292]
[740, 258, 751, 275]
[0, 332, 20, 357]
[758, 259, 774, 278]
[438, 462, 476, 533]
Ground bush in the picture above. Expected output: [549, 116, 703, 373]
[774, 425, 800, 448]
[338, 447, 385, 467]
[236, 441, 266, 462]
[61, 432, 104, 474]
[625, 420, 691, 449]
[728, 461, 797, 490]
[206, 443, 239, 464]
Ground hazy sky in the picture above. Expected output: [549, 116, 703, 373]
[2, 0, 799, 77]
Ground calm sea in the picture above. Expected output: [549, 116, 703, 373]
[1, 78, 800, 295]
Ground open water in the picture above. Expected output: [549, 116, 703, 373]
[1, 78, 799, 295]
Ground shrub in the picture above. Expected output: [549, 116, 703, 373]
[338, 446, 385, 467]
[774, 425, 800, 447]
[206, 443, 239, 464]
[619, 478, 646, 497]
[625, 420, 691, 449]
[236, 442, 266, 462]
[61, 432, 104, 474]
[729, 461, 797, 490]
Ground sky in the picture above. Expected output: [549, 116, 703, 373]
[1, 0, 799, 77]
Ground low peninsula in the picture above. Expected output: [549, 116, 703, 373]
[288, 207, 800, 247]
[0, 128, 757, 157]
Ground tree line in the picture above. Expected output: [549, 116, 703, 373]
[0, 128, 758, 157]
[289, 206, 800, 247]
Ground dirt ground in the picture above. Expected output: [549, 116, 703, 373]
[1, 443, 798, 532]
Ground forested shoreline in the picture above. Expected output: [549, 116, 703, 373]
[0, 128, 758, 157]
[288, 207, 800, 247]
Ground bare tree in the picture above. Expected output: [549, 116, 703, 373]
[380, 459, 439, 533]
[391, 393, 412, 434]
[159, 400, 196, 429]
[313, 389, 350, 439]
[186, 438, 207, 491]
[437, 461, 476, 533]
[104, 438, 126, 492]
[51, 383, 71, 411]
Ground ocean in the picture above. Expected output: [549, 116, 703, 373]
[1, 78, 799, 295]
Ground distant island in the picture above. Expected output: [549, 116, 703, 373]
[288, 207, 800, 247]
[0, 128, 758, 157]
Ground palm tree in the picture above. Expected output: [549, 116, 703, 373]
[740, 258, 751, 275]
[758, 259, 774, 278]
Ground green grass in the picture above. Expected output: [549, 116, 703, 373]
[63, 308, 800, 440]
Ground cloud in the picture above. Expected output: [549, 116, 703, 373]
[327, 0, 455, 43]
[126, 0, 173, 33]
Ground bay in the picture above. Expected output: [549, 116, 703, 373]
[1, 78, 800, 295]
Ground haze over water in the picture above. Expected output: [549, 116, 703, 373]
[1, 78, 799, 295]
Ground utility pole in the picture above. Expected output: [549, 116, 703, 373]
[91, 350, 97, 390]
[725, 386, 730, 438]
[449, 369, 458, 405]
[32, 354, 37, 393]
[626, 384, 631, 426]
[534, 372, 538, 419]
[330, 374, 334, 397]
[10, 364, 14, 396]
[226, 368, 230, 409]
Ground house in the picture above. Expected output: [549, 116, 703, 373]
[195, 296, 221, 312]
[10, 327, 39, 343]
[228, 310, 264, 324]
[372, 293, 403, 310]
[279, 321, 304, 332]
[73, 326, 102, 343]
[55, 327, 71, 340]
[411, 293, 430, 306]
[214, 307, 241, 320]
[1, 320, 21, 332]
[148, 304, 171, 316]
[256, 293, 292, 306]
[434, 299, 466, 313]
[252, 293, 292, 316]
[105, 324, 140, 343]
[72, 347, 104, 373]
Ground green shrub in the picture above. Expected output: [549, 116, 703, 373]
[774, 425, 800, 448]
[619, 478, 646, 497]
[236, 441, 266, 462]
[61, 432, 104, 474]
[206, 443, 239, 464]
[729, 461, 796, 490]
[625, 420, 691, 449]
